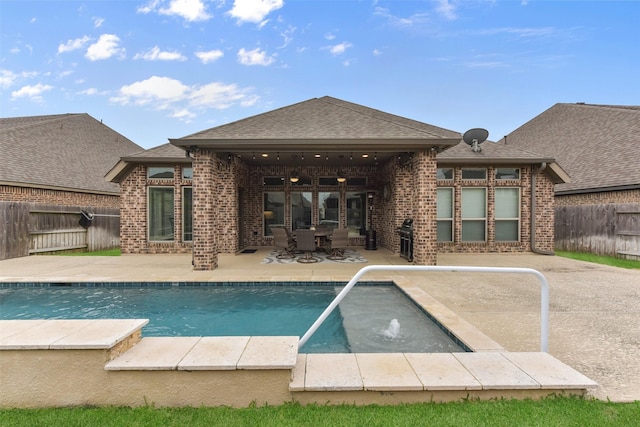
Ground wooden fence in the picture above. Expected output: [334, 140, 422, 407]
[555, 203, 640, 259]
[0, 202, 120, 260]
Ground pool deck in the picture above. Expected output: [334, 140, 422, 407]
[1, 248, 639, 403]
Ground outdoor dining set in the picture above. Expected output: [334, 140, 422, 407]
[272, 226, 349, 263]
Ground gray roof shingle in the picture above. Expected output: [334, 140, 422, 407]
[499, 103, 640, 193]
[176, 96, 462, 142]
[0, 113, 142, 194]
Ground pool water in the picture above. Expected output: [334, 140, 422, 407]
[0, 284, 465, 353]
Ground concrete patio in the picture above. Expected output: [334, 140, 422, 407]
[1, 248, 638, 402]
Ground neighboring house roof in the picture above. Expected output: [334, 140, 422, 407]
[499, 103, 640, 194]
[0, 113, 142, 195]
[170, 96, 462, 164]
[105, 143, 190, 183]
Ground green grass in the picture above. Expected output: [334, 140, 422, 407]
[56, 248, 121, 256]
[0, 398, 638, 427]
[556, 251, 640, 269]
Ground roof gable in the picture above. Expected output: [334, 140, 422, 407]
[501, 103, 640, 193]
[174, 96, 461, 142]
[0, 113, 142, 194]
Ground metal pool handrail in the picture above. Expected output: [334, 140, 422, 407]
[298, 265, 550, 352]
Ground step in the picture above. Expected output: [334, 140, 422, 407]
[290, 351, 597, 393]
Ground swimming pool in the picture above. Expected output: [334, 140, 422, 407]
[0, 283, 466, 353]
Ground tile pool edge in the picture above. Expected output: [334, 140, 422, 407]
[1, 279, 503, 353]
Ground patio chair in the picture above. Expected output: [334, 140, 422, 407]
[295, 229, 319, 263]
[272, 228, 295, 259]
[327, 228, 349, 260]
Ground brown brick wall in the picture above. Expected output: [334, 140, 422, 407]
[556, 189, 640, 206]
[118, 158, 557, 260]
[1, 185, 119, 208]
[119, 164, 192, 254]
[435, 165, 556, 254]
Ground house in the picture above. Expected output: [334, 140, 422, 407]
[0, 113, 142, 259]
[499, 103, 640, 258]
[106, 96, 568, 270]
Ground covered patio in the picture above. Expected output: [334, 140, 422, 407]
[169, 97, 461, 270]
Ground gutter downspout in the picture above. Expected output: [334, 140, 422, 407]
[531, 162, 555, 255]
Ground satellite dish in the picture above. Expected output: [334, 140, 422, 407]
[463, 128, 489, 152]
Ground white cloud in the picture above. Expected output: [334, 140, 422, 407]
[134, 46, 187, 61]
[93, 17, 105, 28]
[139, 0, 212, 22]
[195, 49, 224, 63]
[77, 88, 108, 96]
[110, 75, 258, 119]
[58, 36, 91, 54]
[189, 82, 258, 108]
[373, 49, 383, 56]
[111, 76, 188, 106]
[435, 0, 457, 20]
[0, 69, 18, 88]
[328, 42, 352, 56]
[10, 83, 53, 101]
[228, 0, 284, 24]
[171, 108, 196, 121]
[374, 7, 430, 28]
[85, 34, 125, 61]
[237, 47, 275, 66]
[324, 33, 336, 41]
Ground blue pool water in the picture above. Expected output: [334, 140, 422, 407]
[0, 284, 466, 353]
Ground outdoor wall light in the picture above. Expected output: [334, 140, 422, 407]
[337, 173, 346, 183]
[290, 171, 300, 183]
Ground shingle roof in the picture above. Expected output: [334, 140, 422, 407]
[174, 96, 461, 143]
[499, 103, 640, 194]
[437, 139, 555, 164]
[0, 113, 142, 194]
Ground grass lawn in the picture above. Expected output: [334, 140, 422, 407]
[56, 248, 121, 256]
[1, 398, 638, 427]
[556, 251, 640, 270]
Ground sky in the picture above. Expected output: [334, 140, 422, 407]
[1, 0, 639, 150]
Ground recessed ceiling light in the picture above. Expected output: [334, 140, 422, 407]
[362, 154, 369, 158]
[314, 153, 321, 158]
[261, 153, 269, 157]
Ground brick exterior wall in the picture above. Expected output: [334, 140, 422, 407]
[192, 150, 219, 270]
[435, 165, 556, 254]
[556, 188, 640, 206]
[0, 185, 119, 208]
[117, 156, 558, 266]
[119, 164, 192, 255]
[412, 151, 438, 265]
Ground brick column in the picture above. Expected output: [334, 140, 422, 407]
[412, 151, 438, 265]
[192, 149, 218, 270]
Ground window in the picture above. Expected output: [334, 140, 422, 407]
[496, 168, 520, 180]
[318, 177, 340, 186]
[346, 192, 366, 236]
[462, 168, 487, 180]
[461, 188, 486, 241]
[318, 192, 340, 230]
[291, 192, 312, 230]
[148, 167, 174, 179]
[263, 192, 285, 236]
[182, 167, 193, 179]
[346, 177, 367, 186]
[148, 187, 174, 241]
[437, 188, 454, 242]
[263, 177, 284, 186]
[182, 187, 192, 242]
[495, 188, 520, 241]
[291, 176, 312, 186]
[437, 168, 454, 180]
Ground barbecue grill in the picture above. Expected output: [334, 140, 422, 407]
[397, 218, 413, 261]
